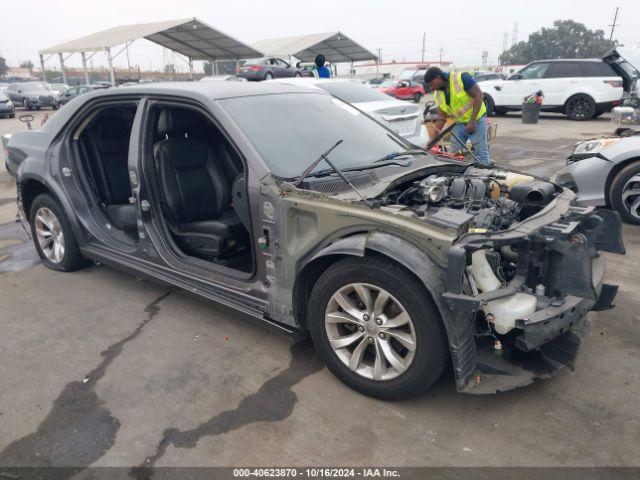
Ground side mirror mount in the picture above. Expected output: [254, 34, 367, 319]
[508, 74, 522, 81]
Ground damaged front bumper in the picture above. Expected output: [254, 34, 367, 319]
[441, 190, 625, 394]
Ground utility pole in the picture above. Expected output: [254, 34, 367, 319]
[439, 47, 443, 63]
[421, 33, 426, 63]
[376, 48, 382, 76]
[609, 7, 620, 41]
[511, 22, 519, 47]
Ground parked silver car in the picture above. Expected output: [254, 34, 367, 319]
[557, 128, 640, 224]
[268, 78, 429, 147]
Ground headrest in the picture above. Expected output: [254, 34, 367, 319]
[157, 108, 201, 138]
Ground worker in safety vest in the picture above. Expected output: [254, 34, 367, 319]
[312, 54, 332, 78]
[424, 66, 491, 166]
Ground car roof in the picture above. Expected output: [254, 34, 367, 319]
[70, 80, 324, 101]
[531, 58, 602, 63]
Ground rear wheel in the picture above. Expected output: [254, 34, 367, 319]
[29, 193, 86, 271]
[294, 72, 301, 78]
[565, 94, 596, 121]
[308, 256, 448, 399]
[264, 72, 273, 80]
[413, 92, 422, 103]
[609, 161, 640, 225]
[483, 94, 495, 116]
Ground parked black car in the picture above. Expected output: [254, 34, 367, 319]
[0, 92, 16, 118]
[237, 57, 301, 81]
[5, 82, 57, 110]
[4, 82, 624, 399]
[57, 85, 106, 106]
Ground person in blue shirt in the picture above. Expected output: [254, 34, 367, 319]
[312, 54, 332, 78]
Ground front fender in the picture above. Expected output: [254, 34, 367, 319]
[304, 231, 473, 387]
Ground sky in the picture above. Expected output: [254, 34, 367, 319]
[0, 0, 638, 72]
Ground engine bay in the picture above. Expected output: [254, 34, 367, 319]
[374, 167, 559, 235]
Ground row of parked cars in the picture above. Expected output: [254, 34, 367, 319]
[0, 81, 113, 117]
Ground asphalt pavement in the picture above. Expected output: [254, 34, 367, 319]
[0, 103, 639, 470]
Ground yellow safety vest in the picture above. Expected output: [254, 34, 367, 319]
[434, 71, 486, 123]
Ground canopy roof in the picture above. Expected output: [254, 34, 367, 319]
[39, 18, 263, 60]
[251, 31, 377, 63]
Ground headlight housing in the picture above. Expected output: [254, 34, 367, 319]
[569, 138, 620, 162]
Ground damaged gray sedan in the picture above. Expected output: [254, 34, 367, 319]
[4, 82, 625, 398]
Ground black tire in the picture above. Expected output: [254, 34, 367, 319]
[23, 99, 31, 110]
[565, 94, 596, 121]
[294, 72, 301, 78]
[308, 256, 448, 399]
[609, 161, 640, 225]
[264, 72, 273, 80]
[9, 113, 15, 118]
[483, 94, 495, 116]
[52, 103, 59, 110]
[493, 107, 508, 116]
[29, 193, 86, 271]
[413, 92, 422, 103]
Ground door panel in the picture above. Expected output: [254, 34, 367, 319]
[500, 62, 550, 106]
[542, 62, 584, 105]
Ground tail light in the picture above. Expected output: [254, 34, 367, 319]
[604, 80, 623, 88]
[249, 65, 261, 71]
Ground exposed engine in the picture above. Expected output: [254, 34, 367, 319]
[375, 167, 558, 235]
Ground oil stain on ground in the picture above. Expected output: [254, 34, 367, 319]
[0, 291, 170, 475]
[132, 341, 322, 477]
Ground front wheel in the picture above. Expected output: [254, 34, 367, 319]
[29, 193, 86, 271]
[308, 256, 448, 399]
[413, 92, 422, 103]
[609, 162, 640, 225]
[565, 94, 596, 121]
[294, 72, 301, 77]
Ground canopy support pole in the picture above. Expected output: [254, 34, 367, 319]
[58, 53, 68, 85]
[189, 57, 194, 80]
[210, 57, 217, 75]
[39, 54, 47, 83]
[106, 47, 116, 86]
[81, 52, 90, 85]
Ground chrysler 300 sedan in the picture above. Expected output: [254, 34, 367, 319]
[4, 82, 625, 398]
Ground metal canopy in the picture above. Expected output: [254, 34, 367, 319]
[39, 17, 263, 60]
[251, 31, 377, 63]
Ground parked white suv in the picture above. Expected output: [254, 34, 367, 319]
[481, 58, 626, 120]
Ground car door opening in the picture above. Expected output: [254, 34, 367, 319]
[150, 105, 252, 273]
[75, 103, 139, 241]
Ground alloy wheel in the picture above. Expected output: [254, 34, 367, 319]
[324, 283, 417, 381]
[34, 207, 65, 263]
[621, 174, 640, 220]
[568, 97, 590, 119]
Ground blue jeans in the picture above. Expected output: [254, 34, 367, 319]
[450, 114, 491, 165]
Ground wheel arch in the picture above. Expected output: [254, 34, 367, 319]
[18, 175, 85, 244]
[604, 155, 640, 206]
[293, 232, 449, 336]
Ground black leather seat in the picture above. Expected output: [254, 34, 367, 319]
[83, 113, 137, 234]
[154, 109, 246, 258]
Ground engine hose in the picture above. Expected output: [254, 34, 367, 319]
[500, 245, 518, 263]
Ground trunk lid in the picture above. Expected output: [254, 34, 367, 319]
[603, 47, 640, 94]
